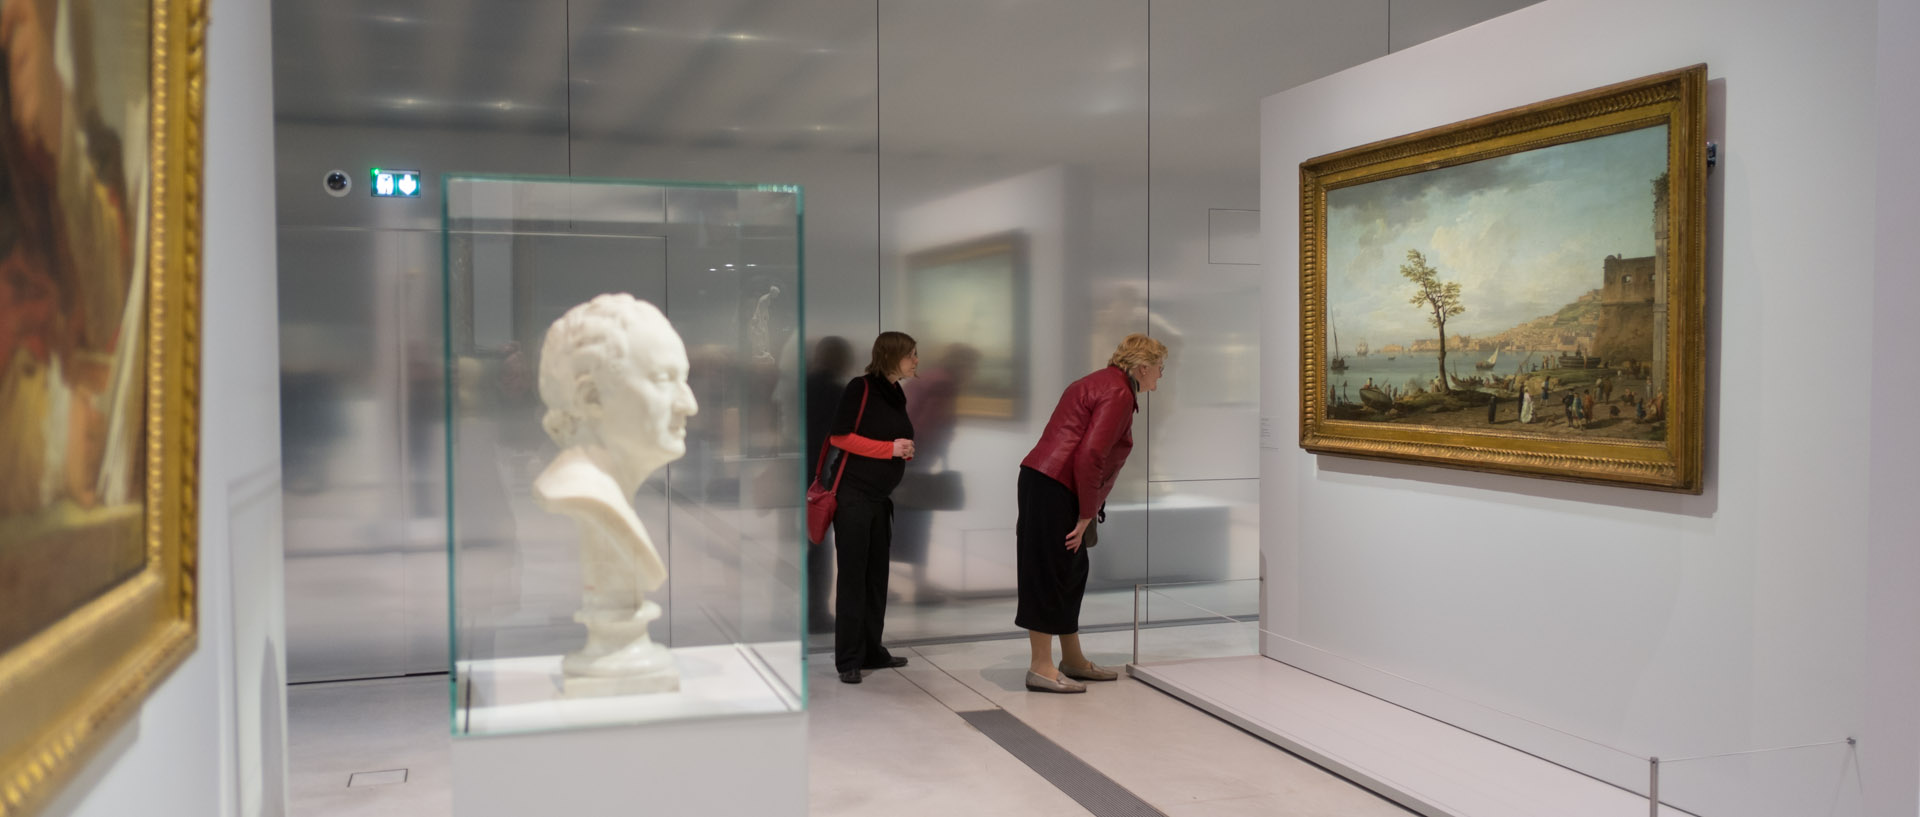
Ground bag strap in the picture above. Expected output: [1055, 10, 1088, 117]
[827, 379, 872, 492]
[811, 439, 834, 481]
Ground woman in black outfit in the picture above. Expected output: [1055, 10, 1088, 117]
[828, 332, 918, 684]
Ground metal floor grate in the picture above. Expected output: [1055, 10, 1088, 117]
[346, 769, 408, 787]
[959, 709, 1166, 817]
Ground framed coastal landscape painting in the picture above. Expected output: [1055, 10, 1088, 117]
[905, 232, 1028, 420]
[1, 0, 205, 813]
[1299, 65, 1707, 493]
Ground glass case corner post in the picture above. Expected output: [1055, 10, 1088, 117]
[442, 175, 469, 738]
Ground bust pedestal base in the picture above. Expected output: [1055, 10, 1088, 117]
[564, 666, 679, 697]
[562, 600, 680, 697]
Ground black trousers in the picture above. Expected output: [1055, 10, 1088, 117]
[833, 491, 897, 672]
[1014, 467, 1089, 635]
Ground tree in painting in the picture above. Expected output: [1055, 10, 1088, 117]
[1401, 249, 1465, 394]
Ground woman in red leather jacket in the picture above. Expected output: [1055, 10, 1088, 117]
[1015, 334, 1167, 693]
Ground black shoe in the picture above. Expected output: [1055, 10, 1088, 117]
[863, 656, 908, 670]
[839, 670, 863, 684]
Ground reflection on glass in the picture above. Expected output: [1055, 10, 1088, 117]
[444, 176, 804, 736]
[803, 336, 855, 635]
[875, 0, 1150, 647]
[903, 234, 1026, 420]
[896, 344, 977, 599]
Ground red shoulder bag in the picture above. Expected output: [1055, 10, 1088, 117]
[805, 379, 870, 544]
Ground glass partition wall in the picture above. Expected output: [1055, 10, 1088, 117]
[859, 0, 1266, 650]
[275, 1, 1315, 679]
[443, 175, 805, 736]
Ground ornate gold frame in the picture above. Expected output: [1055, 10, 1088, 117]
[1299, 65, 1706, 493]
[0, 0, 206, 813]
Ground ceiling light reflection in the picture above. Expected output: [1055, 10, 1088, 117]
[369, 95, 557, 118]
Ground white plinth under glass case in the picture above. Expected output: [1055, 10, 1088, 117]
[441, 175, 806, 761]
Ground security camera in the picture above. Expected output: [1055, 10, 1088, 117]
[324, 170, 351, 197]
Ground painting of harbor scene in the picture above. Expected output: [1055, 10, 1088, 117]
[1299, 66, 1706, 491]
[1322, 124, 1673, 442]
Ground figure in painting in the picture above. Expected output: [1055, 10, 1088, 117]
[1, 0, 151, 653]
[1, 0, 144, 518]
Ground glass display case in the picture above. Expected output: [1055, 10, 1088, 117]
[442, 175, 805, 737]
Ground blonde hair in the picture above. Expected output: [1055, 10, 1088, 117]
[1107, 333, 1168, 371]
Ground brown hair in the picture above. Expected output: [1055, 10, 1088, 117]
[865, 331, 918, 377]
[1107, 333, 1168, 371]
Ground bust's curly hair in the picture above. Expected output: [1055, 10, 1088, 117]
[537, 294, 667, 445]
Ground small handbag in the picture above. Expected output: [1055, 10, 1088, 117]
[1081, 505, 1105, 549]
[806, 380, 870, 544]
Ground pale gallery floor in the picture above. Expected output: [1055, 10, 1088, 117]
[287, 627, 1412, 816]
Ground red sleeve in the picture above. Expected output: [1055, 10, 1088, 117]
[1071, 389, 1132, 520]
[831, 433, 895, 460]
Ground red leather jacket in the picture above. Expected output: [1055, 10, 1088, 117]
[1021, 366, 1137, 520]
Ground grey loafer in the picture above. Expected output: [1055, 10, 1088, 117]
[1025, 670, 1087, 693]
[1060, 662, 1119, 682]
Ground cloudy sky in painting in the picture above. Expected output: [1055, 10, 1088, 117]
[1325, 124, 1668, 348]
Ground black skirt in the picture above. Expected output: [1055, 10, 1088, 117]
[1014, 467, 1089, 635]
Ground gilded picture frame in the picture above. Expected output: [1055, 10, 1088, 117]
[0, 0, 205, 813]
[1299, 65, 1706, 493]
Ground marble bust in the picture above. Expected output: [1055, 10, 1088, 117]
[534, 294, 698, 696]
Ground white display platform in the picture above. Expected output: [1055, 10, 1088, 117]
[458, 643, 799, 735]
[453, 643, 806, 817]
[1131, 656, 1688, 817]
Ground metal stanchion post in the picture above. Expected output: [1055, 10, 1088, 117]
[1648, 756, 1660, 817]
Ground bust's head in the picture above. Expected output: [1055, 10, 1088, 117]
[538, 294, 698, 478]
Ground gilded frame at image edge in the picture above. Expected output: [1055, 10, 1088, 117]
[1298, 65, 1707, 493]
[0, 1, 206, 814]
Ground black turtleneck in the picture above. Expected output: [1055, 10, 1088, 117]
[828, 373, 914, 498]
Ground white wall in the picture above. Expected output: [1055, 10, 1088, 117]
[42, 0, 286, 815]
[1260, 0, 1892, 814]
[1863, 1, 1920, 815]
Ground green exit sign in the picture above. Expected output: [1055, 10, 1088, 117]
[370, 168, 421, 198]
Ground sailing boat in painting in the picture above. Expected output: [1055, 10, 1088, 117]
[1329, 315, 1348, 372]
[1474, 346, 1500, 370]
